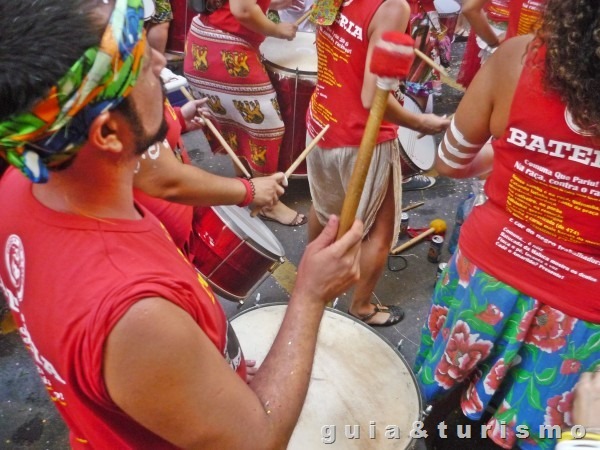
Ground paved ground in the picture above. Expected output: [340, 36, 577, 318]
[0, 38, 506, 449]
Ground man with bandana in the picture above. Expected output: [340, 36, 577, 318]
[0, 1, 363, 448]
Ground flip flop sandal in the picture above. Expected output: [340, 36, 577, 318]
[349, 303, 405, 327]
[259, 211, 308, 227]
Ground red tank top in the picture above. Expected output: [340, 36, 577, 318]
[0, 169, 246, 448]
[460, 45, 600, 322]
[204, 0, 271, 47]
[306, 0, 399, 148]
[506, 0, 545, 39]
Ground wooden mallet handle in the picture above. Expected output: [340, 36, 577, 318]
[390, 218, 446, 254]
[336, 32, 416, 240]
[179, 86, 252, 179]
[336, 88, 390, 239]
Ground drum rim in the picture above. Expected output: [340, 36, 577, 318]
[210, 205, 285, 259]
[262, 59, 317, 78]
[260, 31, 318, 77]
[398, 93, 436, 172]
[230, 302, 424, 428]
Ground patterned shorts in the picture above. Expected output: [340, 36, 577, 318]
[414, 248, 600, 450]
[149, 0, 173, 23]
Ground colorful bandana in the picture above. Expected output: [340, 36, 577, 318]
[0, 0, 146, 182]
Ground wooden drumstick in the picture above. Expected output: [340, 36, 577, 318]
[390, 219, 446, 254]
[179, 86, 252, 179]
[413, 48, 448, 77]
[336, 32, 416, 240]
[402, 201, 425, 212]
[284, 124, 330, 178]
[294, 5, 315, 26]
[248, 125, 330, 218]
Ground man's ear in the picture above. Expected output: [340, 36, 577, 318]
[88, 111, 125, 154]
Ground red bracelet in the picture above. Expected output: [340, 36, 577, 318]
[237, 178, 255, 207]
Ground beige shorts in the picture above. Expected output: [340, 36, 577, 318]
[306, 139, 403, 244]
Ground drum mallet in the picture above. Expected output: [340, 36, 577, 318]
[390, 219, 446, 254]
[336, 32, 416, 239]
[179, 86, 252, 179]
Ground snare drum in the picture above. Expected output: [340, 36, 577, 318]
[231, 304, 423, 449]
[398, 95, 436, 179]
[191, 205, 285, 303]
[261, 32, 317, 178]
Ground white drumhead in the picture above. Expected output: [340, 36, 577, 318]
[398, 96, 436, 172]
[213, 205, 285, 258]
[231, 304, 422, 449]
[260, 32, 317, 74]
[434, 0, 460, 14]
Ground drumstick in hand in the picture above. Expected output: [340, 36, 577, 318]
[416, 114, 452, 140]
[179, 86, 252, 179]
[284, 124, 329, 178]
[337, 32, 416, 239]
[390, 219, 446, 254]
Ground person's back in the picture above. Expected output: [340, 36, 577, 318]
[460, 39, 600, 320]
[415, 3, 600, 447]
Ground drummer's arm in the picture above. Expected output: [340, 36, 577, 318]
[361, 0, 450, 135]
[103, 216, 363, 450]
[435, 35, 530, 178]
[134, 140, 284, 207]
[462, 0, 501, 48]
[230, 0, 297, 38]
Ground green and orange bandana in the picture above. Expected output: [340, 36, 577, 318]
[0, 0, 146, 183]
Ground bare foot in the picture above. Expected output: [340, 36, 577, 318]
[260, 201, 307, 227]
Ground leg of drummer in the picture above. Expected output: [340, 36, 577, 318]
[146, 0, 173, 55]
[307, 205, 324, 243]
[348, 178, 404, 326]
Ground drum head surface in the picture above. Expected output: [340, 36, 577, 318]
[398, 96, 436, 172]
[231, 304, 422, 449]
[434, 0, 460, 14]
[261, 32, 317, 74]
[213, 206, 285, 258]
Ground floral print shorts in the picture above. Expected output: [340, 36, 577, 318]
[414, 248, 600, 450]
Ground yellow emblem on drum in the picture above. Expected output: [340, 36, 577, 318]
[223, 131, 238, 151]
[233, 100, 265, 124]
[249, 141, 267, 166]
[206, 94, 226, 115]
[221, 50, 250, 77]
[270, 97, 282, 121]
[191, 44, 208, 71]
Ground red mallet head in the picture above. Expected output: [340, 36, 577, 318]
[369, 32, 415, 80]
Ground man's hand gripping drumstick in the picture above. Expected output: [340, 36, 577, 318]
[337, 32, 417, 239]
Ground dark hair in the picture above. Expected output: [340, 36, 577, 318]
[540, 0, 600, 134]
[0, 0, 109, 120]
